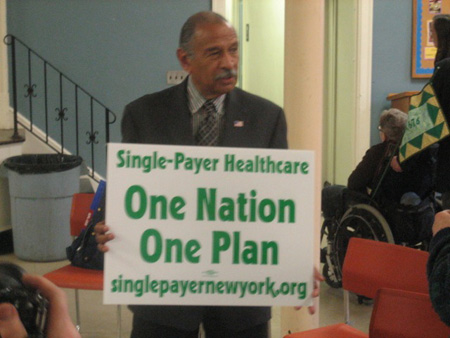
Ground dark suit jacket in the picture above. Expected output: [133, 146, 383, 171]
[121, 79, 288, 331]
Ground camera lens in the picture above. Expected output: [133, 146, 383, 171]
[0, 262, 48, 337]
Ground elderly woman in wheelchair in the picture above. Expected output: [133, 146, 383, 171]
[321, 108, 437, 288]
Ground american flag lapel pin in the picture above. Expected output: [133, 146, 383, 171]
[233, 120, 244, 127]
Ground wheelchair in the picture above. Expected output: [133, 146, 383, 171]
[320, 185, 433, 289]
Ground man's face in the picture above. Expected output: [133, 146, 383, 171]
[178, 22, 239, 99]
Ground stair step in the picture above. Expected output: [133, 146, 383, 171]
[0, 129, 25, 146]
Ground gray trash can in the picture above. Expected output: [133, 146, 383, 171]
[4, 154, 82, 261]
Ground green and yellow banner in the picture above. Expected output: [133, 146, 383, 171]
[399, 83, 449, 163]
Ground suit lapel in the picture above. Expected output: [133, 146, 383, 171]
[220, 89, 248, 147]
[165, 81, 196, 146]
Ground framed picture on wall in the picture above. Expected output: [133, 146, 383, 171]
[412, 0, 450, 78]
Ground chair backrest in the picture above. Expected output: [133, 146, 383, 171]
[342, 238, 429, 299]
[370, 288, 450, 338]
[70, 193, 95, 236]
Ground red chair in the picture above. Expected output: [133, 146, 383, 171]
[341, 237, 429, 323]
[370, 288, 449, 338]
[285, 323, 367, 338]
[43, 193, 122, 337]
[284, 237, 430, 337]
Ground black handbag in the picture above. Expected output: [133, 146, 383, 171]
[66, 185, 105, 270]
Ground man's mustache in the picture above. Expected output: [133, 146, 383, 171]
[215, 69, 238, 80]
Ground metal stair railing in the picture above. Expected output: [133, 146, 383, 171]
[3, 34, 117, 180]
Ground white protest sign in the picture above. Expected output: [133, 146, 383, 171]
[104, 143, 314, 307]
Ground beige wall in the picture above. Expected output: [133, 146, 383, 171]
[241, 0, 284, 107]
[281, 0, 324, 334]
[0, 0, 12, 129]
[324, 0, 358, 185]
[324, 1, 373, 186]
[217, 0, 325, 334]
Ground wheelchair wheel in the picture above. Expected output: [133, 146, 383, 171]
[330, 204, 394, 285]
[321, 218, 343, 288]
[322, 262, 342, 289]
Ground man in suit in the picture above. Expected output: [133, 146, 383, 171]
[96, 11, 320, 338]
[121, 13, 287, 150]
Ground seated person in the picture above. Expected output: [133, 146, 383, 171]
[348, 109, 432, 201]
[322, 108, 435, 242]
[347, 108, 436, 243]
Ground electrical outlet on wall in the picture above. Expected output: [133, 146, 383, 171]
[167, 70, 188, 85]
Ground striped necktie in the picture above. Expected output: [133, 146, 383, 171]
[196, 99, 219, 146]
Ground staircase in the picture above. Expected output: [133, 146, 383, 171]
[3, 34, 117, 180]
[1, 35, 118, 249]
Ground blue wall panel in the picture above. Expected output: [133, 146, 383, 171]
[371, 0, 428, 145]
[6, 0, 210, 176]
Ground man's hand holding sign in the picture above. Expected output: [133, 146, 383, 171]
[96, 144, 321, 314]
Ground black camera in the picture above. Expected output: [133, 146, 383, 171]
[0, 263, 48, 337]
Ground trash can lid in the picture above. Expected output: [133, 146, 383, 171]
[4, 154, 83, 174]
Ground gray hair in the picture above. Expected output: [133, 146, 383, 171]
[179, 11, 229, 57]
[379, 108, 407, 142]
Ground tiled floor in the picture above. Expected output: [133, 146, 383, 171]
[0, 252, 372, 337]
